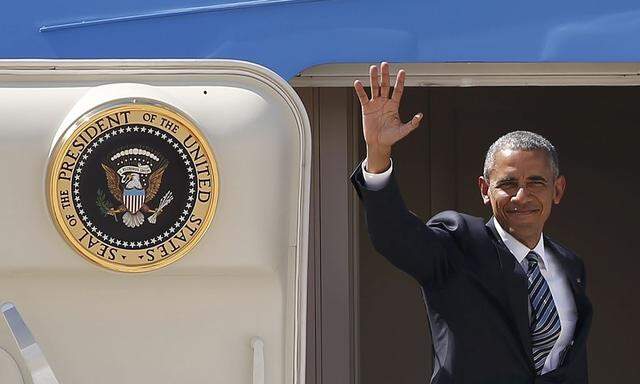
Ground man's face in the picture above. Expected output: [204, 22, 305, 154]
[478, 149, 566, 243]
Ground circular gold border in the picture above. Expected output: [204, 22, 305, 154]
[47, 99, 219, 273]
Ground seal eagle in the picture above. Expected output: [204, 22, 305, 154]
[101, 161, 168, 228]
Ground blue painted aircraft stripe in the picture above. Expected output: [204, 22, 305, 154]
[40, 0, 330, 32]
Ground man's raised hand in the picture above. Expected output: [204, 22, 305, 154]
[354, 62, 423, 173]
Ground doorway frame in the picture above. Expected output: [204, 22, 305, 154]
[294, 61, 640, 384]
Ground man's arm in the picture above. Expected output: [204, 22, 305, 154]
[352, 159, 462, 287]
[351, 63, 467, 286]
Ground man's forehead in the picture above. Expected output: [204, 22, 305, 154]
[491, 149, 554, 177]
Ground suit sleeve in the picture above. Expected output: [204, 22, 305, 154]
[350, 160, 462, 287]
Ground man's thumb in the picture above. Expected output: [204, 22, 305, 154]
[399, 113, 423, 138]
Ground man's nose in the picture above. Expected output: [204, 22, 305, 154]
[511, 186, 531, 203]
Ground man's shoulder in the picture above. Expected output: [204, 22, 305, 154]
[427, 210, 492, 244]
[427, 211, 499, 264]
[545, 235, 586, 284]
[428, 210, 487, 229]
[545, 235, 586, 268]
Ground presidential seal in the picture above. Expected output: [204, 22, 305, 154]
[48, 100, 219, 272]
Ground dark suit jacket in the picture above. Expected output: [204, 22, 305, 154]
[351, 163, 592, 384]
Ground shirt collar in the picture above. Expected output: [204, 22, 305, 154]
[492, 217, 546, 268]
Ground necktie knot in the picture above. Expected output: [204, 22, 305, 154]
[526, 251, 539, 269]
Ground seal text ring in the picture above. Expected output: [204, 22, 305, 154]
[48, 101, 219, 272]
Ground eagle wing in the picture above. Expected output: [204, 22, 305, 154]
[101, 163, 123, 203]
[145, 162, 168, 203]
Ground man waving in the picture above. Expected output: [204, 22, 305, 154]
[350, 62, 592, 383]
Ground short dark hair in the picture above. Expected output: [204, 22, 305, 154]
[483, 131, 559, 179]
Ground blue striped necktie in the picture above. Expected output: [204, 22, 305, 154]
[526, 251, 561, 375]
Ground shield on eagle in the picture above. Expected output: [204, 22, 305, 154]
[123, 188, 145, 214]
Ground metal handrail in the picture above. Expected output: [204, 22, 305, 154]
[251, 337, 265, 384]
[1, 303, 61, 384]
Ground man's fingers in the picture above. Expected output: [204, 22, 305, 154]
[354, 80, 369, 106]
[395, 113, 423, 141]
[369, 65, 380, 98]
[380, 62, 390, 99]
[391, 69, 405, 103]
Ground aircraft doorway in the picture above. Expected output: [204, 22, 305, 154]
[296, 82, 639, 384]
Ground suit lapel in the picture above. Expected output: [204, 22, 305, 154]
[544, 236, 593, 365]
[486, 218, 534, 367]
[478, 221, 592, 372]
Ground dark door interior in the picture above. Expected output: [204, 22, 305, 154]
[358, 87, 639, 383]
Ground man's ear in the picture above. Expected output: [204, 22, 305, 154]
[478, 176, 491, 206]
[553, 175, 566, 204]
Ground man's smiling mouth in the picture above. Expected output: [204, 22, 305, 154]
[506, 208, 539, 215]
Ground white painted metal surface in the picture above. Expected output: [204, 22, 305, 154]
[0, 346, 23, 384]
[0, 60, 310, 384]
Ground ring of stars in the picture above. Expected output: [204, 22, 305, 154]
[71, 125, 197, 250]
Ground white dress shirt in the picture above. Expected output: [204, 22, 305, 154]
[361, 158, 578, 374]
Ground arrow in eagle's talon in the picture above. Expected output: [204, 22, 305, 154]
[148, 191, 174, 224]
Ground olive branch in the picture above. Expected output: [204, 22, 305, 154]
[96, 188, 117, 221]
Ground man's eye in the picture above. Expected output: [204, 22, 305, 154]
[499, 182, 517, 189]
